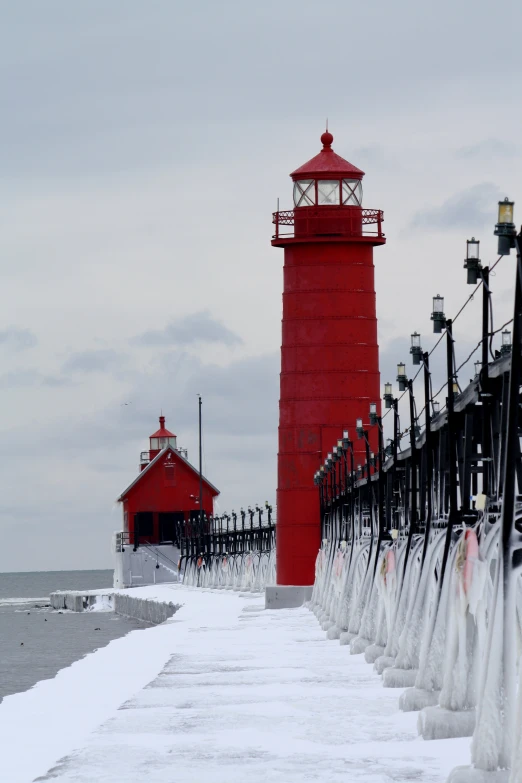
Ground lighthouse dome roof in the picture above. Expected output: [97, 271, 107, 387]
[150, 415, 176, 439]
[290, 130, 364, 181]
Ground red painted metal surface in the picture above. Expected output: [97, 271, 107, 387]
[273, 132, 385, 586]
[291, 131, 365, 179]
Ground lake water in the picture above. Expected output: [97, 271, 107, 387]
[0, 570, 147, 703]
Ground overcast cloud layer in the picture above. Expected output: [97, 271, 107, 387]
[1, 1, 521, 571]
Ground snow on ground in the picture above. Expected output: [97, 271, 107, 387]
[0, 584, 471, 783]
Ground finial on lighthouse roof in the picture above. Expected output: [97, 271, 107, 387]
[321, 129, 333, 148]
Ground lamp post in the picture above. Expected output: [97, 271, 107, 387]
[407, 378, 418, 538]
[480, 261, 491, 497]
[369, 401, 387, 576]
[343, 430, 355, 544]
[198, 394, 203, 541]
[439, 314, 459, 588]
[356, 417, 375, 543]
[420, 350, 433, 566]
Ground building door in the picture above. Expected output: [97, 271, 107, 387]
[134, 512, 154, 541]
[159, 512, 184, 545]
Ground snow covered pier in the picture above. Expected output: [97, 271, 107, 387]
[49, 588, 181, 624]
[0, 584, 471, 783]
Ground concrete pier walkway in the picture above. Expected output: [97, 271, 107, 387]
[2, 586, 470, 783]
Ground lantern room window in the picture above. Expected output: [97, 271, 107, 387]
[342, 179, 362, 206]
[293, 180, 314, 207]
[293, 177, 363, 207]
[317, 180, 339, 205]
[150, 436, 177, 450]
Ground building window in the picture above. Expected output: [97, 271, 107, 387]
[164, 463, 175, 487]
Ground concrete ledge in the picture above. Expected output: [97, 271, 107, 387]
[50, 591, 181, 625]
[265, 584, 313, 609]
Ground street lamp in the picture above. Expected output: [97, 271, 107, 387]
[342, 430, 350, 448]
[396, 362, 407, 391]
[369, 401, 378, 425]
[369, 451, 376, 467]
[356, 418, 364, 439]
[501, 329, 512, 356]
[410, 332, 422, 365]
[452, 381, 460, 397]
[432, 400, 440, 416]
[494, 198, 516, 255]
[474, 360, 481, 377]
[464, 238, 482, 284]
[384, 382, 393, 409]
[431, 294, 446, 334]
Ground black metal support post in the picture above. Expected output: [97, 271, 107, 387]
[440, 319, 459, 589]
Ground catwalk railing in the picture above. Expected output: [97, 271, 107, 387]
[181, 506, 276, 591]
[312, 222, 522, 783]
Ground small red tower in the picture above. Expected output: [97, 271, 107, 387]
[272, 130, 386, 588]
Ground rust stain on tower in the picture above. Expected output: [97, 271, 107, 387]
[272, 130, 386, 587]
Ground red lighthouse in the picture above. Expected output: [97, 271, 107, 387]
[272, 130, 385, 596]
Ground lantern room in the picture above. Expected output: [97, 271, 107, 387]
[141, 415, 178, 469]
[292, 131, 364, 208]
[272, 131, 384, 243]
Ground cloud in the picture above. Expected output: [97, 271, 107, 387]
[455, 138, 519, 159]
[0, 369, 70, 389]
[132, 311, 242, 348]
[0, 327, 37, 350]
[61, 349, 128, 374]
[410, 183, 502, 231]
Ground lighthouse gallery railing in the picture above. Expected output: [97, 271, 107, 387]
[272, 206, 384, 241]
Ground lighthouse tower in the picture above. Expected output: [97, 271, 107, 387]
[271, 130, 385, 600]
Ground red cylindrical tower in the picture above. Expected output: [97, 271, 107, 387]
[273, 130, 386, 587]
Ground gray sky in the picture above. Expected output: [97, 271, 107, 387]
[1, 0, 521, 571]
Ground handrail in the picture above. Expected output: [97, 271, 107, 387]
[272, 206, 384, 241]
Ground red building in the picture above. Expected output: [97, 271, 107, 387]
[118, 415, 219, 545]
[272, 130, 386, 588]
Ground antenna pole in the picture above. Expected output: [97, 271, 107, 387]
[198, 395, 203, 538]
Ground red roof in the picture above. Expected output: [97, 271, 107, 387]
[150, 415, 176, 439]
[290, 131, 364, 181]
[117, 445, 220, 502]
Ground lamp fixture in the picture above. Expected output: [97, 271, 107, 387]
[410, 332, 422, 365]
[494, 198, 516, 255]
[464, 238, 481, 284]
[431, 295, 446, 334]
